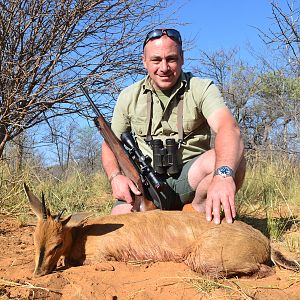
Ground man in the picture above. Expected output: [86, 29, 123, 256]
[102, 29, 246, 224]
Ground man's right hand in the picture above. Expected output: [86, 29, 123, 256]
[110, 175, 141, 204]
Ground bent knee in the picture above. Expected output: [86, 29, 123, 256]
[188, 150, 216, 188]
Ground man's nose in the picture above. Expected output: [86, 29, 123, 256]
[160, 60, 169, 72]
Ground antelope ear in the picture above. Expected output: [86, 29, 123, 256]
[24, 183, 44, 219]
[61, 214, 73, 226]
[63, 212, 92, 228]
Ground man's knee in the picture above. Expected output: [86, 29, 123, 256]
[188, 150, 216, 189]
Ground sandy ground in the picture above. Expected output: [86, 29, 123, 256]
[0, 214, 300, 300]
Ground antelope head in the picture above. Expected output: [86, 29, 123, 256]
[24, 183, 75, 277]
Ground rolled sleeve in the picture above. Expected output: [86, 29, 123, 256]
[201, 81, 226, 119]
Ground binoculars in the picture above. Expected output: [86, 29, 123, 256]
[152, 138, 181, 175]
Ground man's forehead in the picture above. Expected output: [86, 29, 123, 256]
[148, 51, 180, 59]
[144, 35, 180, 50]
[144, 39, 181, 57]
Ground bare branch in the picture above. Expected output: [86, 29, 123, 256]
[0, 0, 178, 156]
[255, 0, 299, 74]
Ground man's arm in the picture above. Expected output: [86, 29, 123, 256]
[102, 142, 141, 204]
[206, 107, 245, 224]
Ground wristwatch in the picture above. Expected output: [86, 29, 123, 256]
[213, 166, 235, 178]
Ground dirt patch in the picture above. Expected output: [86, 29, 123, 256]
[0, 214, 299, 300]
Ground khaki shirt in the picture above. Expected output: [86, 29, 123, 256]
[111, 72, 226, 164]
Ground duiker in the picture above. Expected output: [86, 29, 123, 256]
[24, 184, 299, 278]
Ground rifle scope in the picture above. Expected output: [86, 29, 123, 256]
[121, 132, 163, 191]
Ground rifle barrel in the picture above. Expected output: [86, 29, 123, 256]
[79, 84, 101, 117]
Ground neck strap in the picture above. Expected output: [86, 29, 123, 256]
[145, 89, 185, 146]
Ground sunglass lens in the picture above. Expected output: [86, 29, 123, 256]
[147, 29, 163, 40]
[144, 29, 182, 47]
[166, 29, 182, 44]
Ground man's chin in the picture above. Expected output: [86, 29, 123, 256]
[155, 81, 174, 91]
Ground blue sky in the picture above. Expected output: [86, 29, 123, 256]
[174, 0, 283, 61]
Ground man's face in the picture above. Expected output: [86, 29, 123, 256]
[142, 36, 184, 91]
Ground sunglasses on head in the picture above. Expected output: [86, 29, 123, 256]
[143, 29, 182, 48]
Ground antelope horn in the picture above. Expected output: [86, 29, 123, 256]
[55, 208, 67, 222]
[41, 192, 47, 221]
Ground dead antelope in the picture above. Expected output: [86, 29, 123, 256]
[24, 184, 299, 278]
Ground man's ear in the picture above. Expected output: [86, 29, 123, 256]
[181, 50, 184, 65]
[142, 53, 147, 69]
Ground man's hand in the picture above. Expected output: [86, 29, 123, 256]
[206, 176, 236, 224]
[110, 175, 141, 204]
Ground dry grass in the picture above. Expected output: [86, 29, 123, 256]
[236, 153, 300, 241]
[182, 276, 256, 299]
[0, 150, 299, 239]
[0, 278, 61, 294]
[0, 161, 114, 217]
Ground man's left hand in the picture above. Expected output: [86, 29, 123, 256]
[206, 176, 236, 224]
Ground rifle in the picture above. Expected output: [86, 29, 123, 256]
[120, 132, 177, 210]
[80, 84, 158, 212]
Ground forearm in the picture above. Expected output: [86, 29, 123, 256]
[101, 142, 121, 179]
[101, 141, 141, 203]
[214, 123, 244, 172]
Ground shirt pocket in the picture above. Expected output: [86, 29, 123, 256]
[183, 114, 206, 134]
[131, 116, 148, 137]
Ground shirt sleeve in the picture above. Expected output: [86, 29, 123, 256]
[201, 81, 227, 119]
[111, 91, 131, 139]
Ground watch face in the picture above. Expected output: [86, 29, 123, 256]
[214, 166, 234, 178]
[220, 166, 230, 175]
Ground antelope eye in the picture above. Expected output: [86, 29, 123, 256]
[53, 242, 63, 251]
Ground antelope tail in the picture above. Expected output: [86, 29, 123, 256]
[271, 248, 300, 271]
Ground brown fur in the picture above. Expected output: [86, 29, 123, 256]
[24, 184, 299, 278]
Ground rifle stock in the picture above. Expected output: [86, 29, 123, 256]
[80, 84, 156, 211]
[94, 116, 157, 212]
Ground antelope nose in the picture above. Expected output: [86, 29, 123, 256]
[33, 267, 49, 277]
[33, 270, 43, 277]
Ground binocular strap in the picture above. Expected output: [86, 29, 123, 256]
[145, 90, 184, 144]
